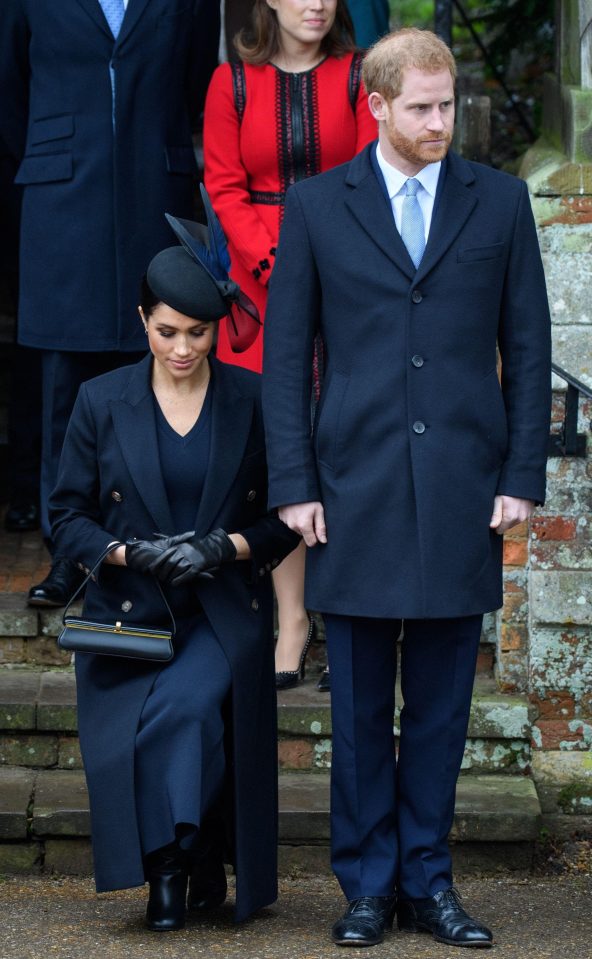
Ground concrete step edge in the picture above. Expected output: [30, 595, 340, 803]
[0, 766, 541, 844]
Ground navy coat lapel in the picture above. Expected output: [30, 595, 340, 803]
[415, 151, 477, 283]
[194, 359, 254, 536]
[73, 0, 114, 40]
[345, 145, 479, 284]
[345, 143, 415, 281]
[110, 355, 176, 534]
[116, 0, 154, 48]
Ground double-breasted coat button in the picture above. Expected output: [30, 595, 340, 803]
[271, 558, 279, 568]
[121, 600, 132, 612]
[247, 489, 257, 502]
[412, 421, 426, 434]
[259, 568, 265, 577]
[111, 491, 123, 502]
[411, 355, 424, 368]
[411, 290, 423, 304]
[251, 598, 259, 611]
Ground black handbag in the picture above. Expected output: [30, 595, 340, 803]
[57, 543, 175, 662]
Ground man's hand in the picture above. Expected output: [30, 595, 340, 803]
[489, 495, 535, 535]
[278, 502, 327, 547]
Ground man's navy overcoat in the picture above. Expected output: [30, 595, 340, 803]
[263, 145, 552, 619]
[0, 0, 219, 352]
[49, 355, 299, 921]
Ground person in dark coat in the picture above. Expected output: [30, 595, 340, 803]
[262, 28, 551, 950]
[49, 209, 300, 930]
[0, 0, 220, 605]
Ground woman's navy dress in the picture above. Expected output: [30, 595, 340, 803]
[135, 387, 231, 856]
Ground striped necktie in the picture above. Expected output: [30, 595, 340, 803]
[99, 0, 125, 39]
[400, 178, 426, 269]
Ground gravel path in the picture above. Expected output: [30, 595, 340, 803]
[1, 874, 591, 959]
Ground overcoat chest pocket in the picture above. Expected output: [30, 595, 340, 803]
[30, 115, 74, 146]
[15, 153, 74, 185]
[457, 242, 505, 263]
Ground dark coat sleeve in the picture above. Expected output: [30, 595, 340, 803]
[0, 0, 30, 161]
[49, 383, 121, 569]
[186, 0, 221, 129]
[496, 180, 551, 504]
[262, 185, 323, 509]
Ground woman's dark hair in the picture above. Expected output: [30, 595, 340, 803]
[235, 0, 356, 65]
[139, 274, 161, 320]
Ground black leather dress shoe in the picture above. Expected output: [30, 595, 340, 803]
[4, 502, 40, 532]
[397, 888, 493, 948]
[331, 896, 396, 946]
[145, 844, 189, 931]
[28, 558, 85, 608]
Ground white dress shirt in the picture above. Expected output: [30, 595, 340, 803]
[375, 143, 441, 243]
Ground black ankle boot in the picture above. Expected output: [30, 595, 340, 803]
[187, 828, 227, 912]
[144, 842, 189, 931]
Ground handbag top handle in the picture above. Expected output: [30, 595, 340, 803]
[61, 542, 177, 637]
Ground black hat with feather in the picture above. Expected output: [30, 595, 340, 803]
[147, 185, 261, 352]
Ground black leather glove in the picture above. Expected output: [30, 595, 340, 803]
[152, 528, 237, 587]
[125, 531, 194, 577]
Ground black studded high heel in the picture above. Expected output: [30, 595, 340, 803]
[275, 615, 316, 690]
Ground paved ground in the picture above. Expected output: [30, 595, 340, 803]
[1, 874, 591, 959]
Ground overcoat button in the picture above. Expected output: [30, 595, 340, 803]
[411, 355, 424, 368]
[271, 558, 279, 568]
[411, 290, 423, 304]
[412, 421, 426, 434]
[251, 599, 259, 611]
[247, 489, 257, 502]
[111, 491, 123, 502]
[259, 568, 265, 577]
[265, 563, 271, 572]
[121, 600, 132, 612]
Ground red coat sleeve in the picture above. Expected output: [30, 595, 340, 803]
[204, 63, 276, 288]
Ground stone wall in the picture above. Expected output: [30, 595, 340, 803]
[498, 169, 592, 832]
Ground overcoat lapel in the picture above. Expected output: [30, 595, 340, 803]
[193, 360, 254, 536]
[414, 152, 477, 284]
[344, 146, 415, 281]
[116, 0, 154, 48]
[110, 355, 176, 534]
[73, 0, 114, 40]
[344, 145, 479, 284]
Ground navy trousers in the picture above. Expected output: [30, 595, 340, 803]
[324, 613, 483, 900]
[41, 349, 145, 547]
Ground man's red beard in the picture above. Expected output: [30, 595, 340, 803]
[386, 121, 452, 166]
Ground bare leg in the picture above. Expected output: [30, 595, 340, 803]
[273, 539, 310, 673]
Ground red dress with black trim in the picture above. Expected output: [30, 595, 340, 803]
[204, 52, 377, 372]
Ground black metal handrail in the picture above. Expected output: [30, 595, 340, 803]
[549, 362, 592, 458]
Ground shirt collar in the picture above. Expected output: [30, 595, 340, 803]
[376, 142, 441, 199]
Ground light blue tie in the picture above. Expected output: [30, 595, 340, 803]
[400, 178, 426, 269]
[99, 0, 125, 39]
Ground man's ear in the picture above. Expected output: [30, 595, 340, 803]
[368, 92, 387, 122]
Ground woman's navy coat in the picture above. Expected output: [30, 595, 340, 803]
[49, 355, 299, 921]
[0, 0, 219, 352]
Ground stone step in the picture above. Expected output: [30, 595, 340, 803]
[0, 667, 532, 774]
[0, 766, 542, 877]
[0, 767, 542, 843]
[0, 587, 497, 676]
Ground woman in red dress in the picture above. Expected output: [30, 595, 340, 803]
[204, 0, 377, 689]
